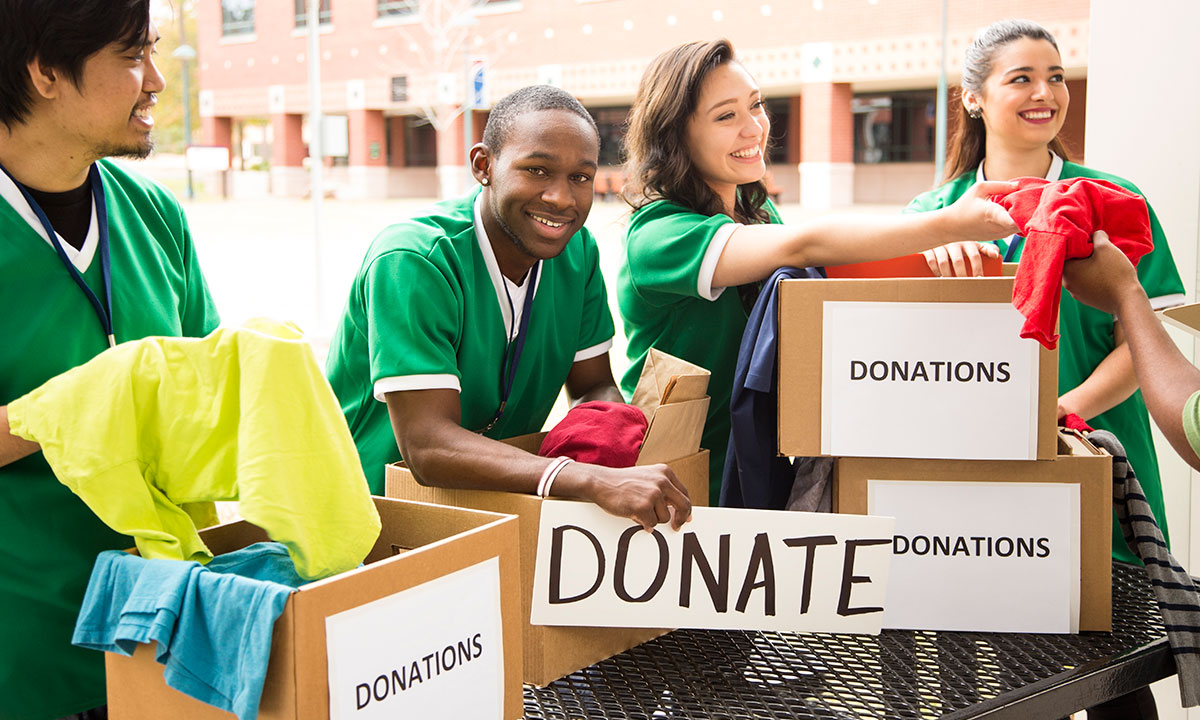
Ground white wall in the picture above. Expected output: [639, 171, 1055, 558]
[1087, 1, 1200, 717]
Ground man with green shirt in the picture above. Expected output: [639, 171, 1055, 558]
[0, 1, 220, 717]
[326, 86, 690, 531]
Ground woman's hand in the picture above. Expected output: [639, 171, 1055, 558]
[923, 241, 1001, 277]
[941, 180, 1020, 244]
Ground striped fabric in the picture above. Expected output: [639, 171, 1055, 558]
[1088, 430, 1200, 707]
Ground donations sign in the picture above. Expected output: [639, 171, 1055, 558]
[869, 479, 1080, 633]
[531, 502, 895, 634]
[821, 301, 1040, 460]
[325, 557, 505, 720]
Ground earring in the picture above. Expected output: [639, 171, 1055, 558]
[967, 107, 982, 119]
[481, 178, 489, 185]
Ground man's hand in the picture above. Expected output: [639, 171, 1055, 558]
[556, 461, 692, 531]
[1062, 231, 1144, 315]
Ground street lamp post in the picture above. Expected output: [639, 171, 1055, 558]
[172, 6, 197, 200]
[171, 19, 196, 199]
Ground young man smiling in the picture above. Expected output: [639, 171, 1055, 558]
[0, 1, 220, 717]
[326, 86, 691, 531]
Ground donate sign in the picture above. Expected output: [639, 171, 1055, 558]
[821, 301, 1040, 460]
[531, 503, 895, 634]
[325, 558, 505, 720]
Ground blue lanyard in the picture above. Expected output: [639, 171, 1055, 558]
[478, 263, 540, 434]
[1003, 235, 1026, 262]
[1, 163, 115, 348]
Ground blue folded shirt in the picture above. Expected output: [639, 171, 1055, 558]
[73, 542, 306, 720]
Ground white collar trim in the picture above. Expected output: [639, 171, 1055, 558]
[976, 152, 1064, 183]
[0, 168, 99, 271]
[472, 192, 542, 337]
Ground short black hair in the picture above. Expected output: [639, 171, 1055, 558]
[481, 85, 600, 154]
[0, 0, 151, 129]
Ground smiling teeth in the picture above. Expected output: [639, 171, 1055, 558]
[531, 215, 564, 228]
[731, 147, 760, 158]
[1022, 110, 1052, 119]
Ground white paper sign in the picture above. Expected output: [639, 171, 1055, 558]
[531, 502, 895, 634]
[325, 557, 504, 720]
[821, 301, 1040, 460]
[869, 480, 1080, 633]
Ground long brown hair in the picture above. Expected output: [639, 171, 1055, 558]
[942, 19, 1071, 184]
[622, 39, 770, 224]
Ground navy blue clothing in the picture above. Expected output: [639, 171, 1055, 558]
[720, 266, 824, 508]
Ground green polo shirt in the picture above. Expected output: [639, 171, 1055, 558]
[326, 189, 615, 493]
[907, 159, 1186, 565]
[0, 158, 219, 719]
[618, 198, 782, 502]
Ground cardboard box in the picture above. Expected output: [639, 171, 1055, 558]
[387, 438, 709, 687]
[835, 431, 1113, 632]
[1160, 302, 1200, 335]
[778, 277, 1059, 460]
[106, 498, 523, 720]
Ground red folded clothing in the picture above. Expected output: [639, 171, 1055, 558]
[990, 177, 1153, 349]
[538, 401, 649, 468]
[1059, 413, 1094, 434]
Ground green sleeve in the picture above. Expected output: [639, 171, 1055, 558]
[364, 248, 463, 383]
[1185, 391, 1200, 459]
[176, 207, 220, 338]
[576, 230, 616, 353]
[624, 201, 734, 306]
[904, 183, 957, 214]
[1134, 194, 1185, 303]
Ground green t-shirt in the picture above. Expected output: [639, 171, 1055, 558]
[618, 198, 782, 502]
[326, 189, 615, 493]
[0, 158, 219, 719]
[907, 159, 1185, 565]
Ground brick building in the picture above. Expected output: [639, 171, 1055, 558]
[197, 0, 1089, 204]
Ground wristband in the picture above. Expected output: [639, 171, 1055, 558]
[537, 456, 572, 497]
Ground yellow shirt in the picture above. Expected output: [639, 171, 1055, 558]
[9, 320, 381, 580]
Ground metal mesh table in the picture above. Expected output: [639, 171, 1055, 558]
[523, 563, 1175, 719]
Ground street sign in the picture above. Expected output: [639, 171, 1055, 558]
[467, 57, 488, 109]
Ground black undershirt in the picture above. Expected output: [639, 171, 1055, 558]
[26, 179, 92, 251]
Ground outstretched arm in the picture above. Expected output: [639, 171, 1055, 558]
[713, 180, 1019, 287]
[1063, 235, 1200, 468]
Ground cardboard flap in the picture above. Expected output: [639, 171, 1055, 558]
[630, 348, 711, 415]
[825, 252, 1001, 279]
[1161, 303, 1200, 336]
[637, 397, 710, 466]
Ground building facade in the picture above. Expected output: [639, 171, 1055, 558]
[197, 0, 1090, 204]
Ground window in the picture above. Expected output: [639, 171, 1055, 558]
[589, 106, 630, 167]
[221, 0, 255, 36]
[404, 117, 437, 167]
[295, 0, 331, 27]
[852, 91, 936, 163]
[378, 0, 418, 17]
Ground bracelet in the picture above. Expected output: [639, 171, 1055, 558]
[537, 456, 572, 498]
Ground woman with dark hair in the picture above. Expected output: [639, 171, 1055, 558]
[618, 38, 1019, 501]
[907, 19, 1185, 568]
[907, 22, 1183, 718]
